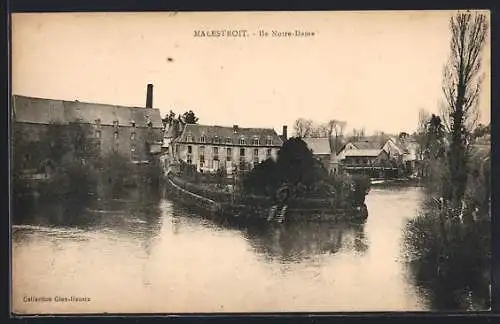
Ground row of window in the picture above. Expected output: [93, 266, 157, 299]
[186, 134, 274, 146]
[186, 157, 264, 168]
[95, 130, 138, 141]
[95, 120, 153, 128]
[194, 160, 261, 169]
[187, 146, 272, 159]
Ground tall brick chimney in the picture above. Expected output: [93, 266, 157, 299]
[282, 125, 288, 140]
[146, 84, 153, 108]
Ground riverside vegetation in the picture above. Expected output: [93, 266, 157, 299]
[172, 136, 370, 214]
[12, 121, 163, 223]
[403, 12, 491, 310]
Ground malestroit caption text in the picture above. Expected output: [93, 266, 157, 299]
[193, 29, 316, 38]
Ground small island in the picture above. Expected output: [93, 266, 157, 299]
[165, 136, 370, 223]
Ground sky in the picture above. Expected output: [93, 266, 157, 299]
[11, 11, 491, 136]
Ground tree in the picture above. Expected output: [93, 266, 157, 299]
[326, 120, 347, 154]
[162, 110, 176, 129]
[415, 108, 431, 160]
[425, 114, 446, 160]
[293, 118, 314, 138]
[310, 123, 329, 137]
[349, 128, 365, 142]
[472, 123, 489, 139]
[181, 110, 199, 124]
[441, 12, 488, 205]
[399, 132, 410, 140]
[242, 137, 328, 196]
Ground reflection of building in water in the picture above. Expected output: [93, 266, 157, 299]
[243, 222, 368, 263]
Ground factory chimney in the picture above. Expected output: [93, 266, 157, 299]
[146, 84, 154, 108]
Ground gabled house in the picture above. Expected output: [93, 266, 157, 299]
[337, 140, 380, 161]
[342, 149, 389, 167]
[382, 138, 405, 160]
[336, 137, 413, 178]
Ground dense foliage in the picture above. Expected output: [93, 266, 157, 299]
[404, 112, 491, 310]
[242, 137, 369, 207]
[403, 12, 490, 310]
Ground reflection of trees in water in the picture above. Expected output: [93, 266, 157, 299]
[243, 221, 368, 263]
[13, 188, 163, 250]
[165, 199, 369, 263]
[167, 201, 230, 235]
[403, 198, 491, 310]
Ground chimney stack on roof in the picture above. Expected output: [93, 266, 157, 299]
[233, 125, 239, 133]
[146, 84, 154, 108]
[282, 125, 288, 140]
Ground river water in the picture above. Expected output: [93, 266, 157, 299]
[12, 185, 431, 314]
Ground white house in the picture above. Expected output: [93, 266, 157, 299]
[170, 124, 285, 174]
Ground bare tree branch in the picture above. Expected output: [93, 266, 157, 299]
[293, 118, 314, 138]
[442, 11, 488, 205]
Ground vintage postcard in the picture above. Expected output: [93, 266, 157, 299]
[10, 10, 491, 314]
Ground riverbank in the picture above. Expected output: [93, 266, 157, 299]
[370, 177, 423, 187]
[163, 173, 368, 224]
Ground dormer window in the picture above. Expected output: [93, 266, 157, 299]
[252, 137, 260, 146]
[113, 120, 119, 127]
[200, 135, 206, 143]
[186, 134, 193, 142]
[239, 138, 246, 145]
[130, 120, 136, 128]
[226, 137, 232, 144]
[266, 136, 273, 146]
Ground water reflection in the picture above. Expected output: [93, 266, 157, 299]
[13, 186, 433, 313]
[166, 201, 369, 263]
[402, 195, 491, 310]
[12, 187, 163, 250]
[244, 222, 368, 264]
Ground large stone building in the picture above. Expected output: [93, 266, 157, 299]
[12, 85, 163, 167]
[164, 124, 285, 174]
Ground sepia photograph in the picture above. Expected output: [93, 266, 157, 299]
[10, 10, 491, 314]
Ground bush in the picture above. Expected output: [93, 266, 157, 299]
[404, 203, 490, 310]
[349, 174, 371, 206]
[404, 151, 491, 310]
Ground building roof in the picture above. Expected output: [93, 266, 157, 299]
[351, 140, 382, 150]
[175, 123, 283, 147]
[13, 95, 163, 128]
[302, 137, 331, 155]
[344, 149, 383, 157]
